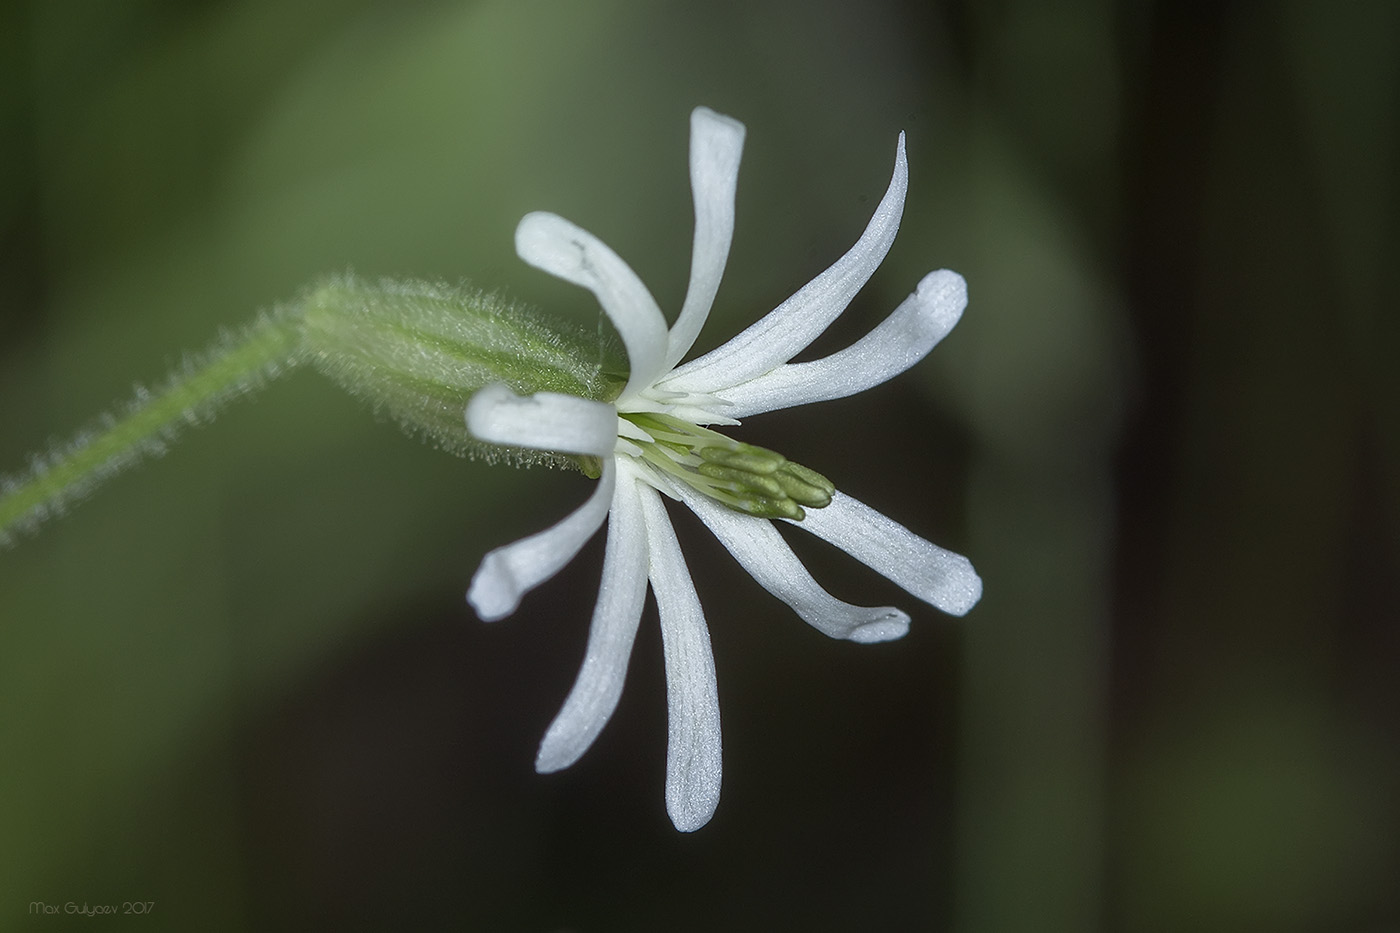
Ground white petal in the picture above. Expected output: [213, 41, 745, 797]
[465, 384, 617, 457]
[516, 212, 669, 397]
[665, 478, 910, 643]
[535, 464, 650, 773]
[788, 491, 982, 616]
[663, 107, 746, 372]
[467, 459, 616, 622]
[661, 132, 908, 396]
[639, 483, 722, 832]
[710, 270, 966, 418]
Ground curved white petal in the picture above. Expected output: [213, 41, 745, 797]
[466, 384, 617, 457]
[663, 107, 746, 372]
[711, 269, 966, 418]
[638, 483, 722, 832]
[661, 132, 909, 396]
[787, 491, 982, 616]
[663, 477, 910, 643]
[535, 464, 650, 773]
[468, 459, 616, 622]
[516, 212, 669, 397]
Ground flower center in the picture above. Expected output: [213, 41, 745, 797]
[619, 412, 834, 520]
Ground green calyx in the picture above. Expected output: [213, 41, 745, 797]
[301, 274, 625, 469]
[621, 412, 834, 521]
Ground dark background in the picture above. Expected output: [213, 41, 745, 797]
[1, 1, 1396, 930]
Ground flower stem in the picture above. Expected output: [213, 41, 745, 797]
[0, 307, 304, 546]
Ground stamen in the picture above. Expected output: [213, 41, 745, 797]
[619, 412, 834, 521]
[695, 463, 788, 499]
[778, 461, 836, 498]
[773, 470, 832, 508]
[698, 446, 784, 474]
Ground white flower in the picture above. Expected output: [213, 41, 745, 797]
[464, 107, 981, 832]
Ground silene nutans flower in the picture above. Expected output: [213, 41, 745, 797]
[0, 98, 979, 834]
[462, 107, 981, 831]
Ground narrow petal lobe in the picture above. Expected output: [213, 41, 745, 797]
[468, 460, 616, 621]
[639, 484, 722, 832]
[466, 384, 617, 457]
[661, 132, 908, 395]
[663, 107, 746, 371]
[535, 464, 651, 772]
[710, 270, 967, 417]
[516, 212, 669, 397]
[788, 491, 983, 616]
[667, 478, 911, 643]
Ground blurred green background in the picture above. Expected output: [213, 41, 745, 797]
[2, 0, 1397, 930]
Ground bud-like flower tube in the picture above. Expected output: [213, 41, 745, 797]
[301, 275, 623, 469]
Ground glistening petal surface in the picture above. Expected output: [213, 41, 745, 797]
[466, 384, 617, 457]
[661, 132, 908, 395]
[667, 479, 910, 643]
[516, 212, 669, 398]
[535, 464, 651, 773]
[640, 484, 722, 832]
[788, 491, 983, 616]
[712, 270, 967, 418]
[663, 107, 746, 372]
[468, 459, 616, 622]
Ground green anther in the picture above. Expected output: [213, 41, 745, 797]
[698, 444, 786, 475]
[696, 462, 788, 499]
[621, 409, 834, 522]
[778, 461, 835, 497]
[774, 468, 833, 508]
[728, 495, 805, 521]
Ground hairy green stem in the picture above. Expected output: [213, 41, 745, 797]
[1, 273, 621, 548]
[0, 308, 304, 546]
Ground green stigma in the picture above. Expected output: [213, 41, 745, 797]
[621, 412, 835, 521]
